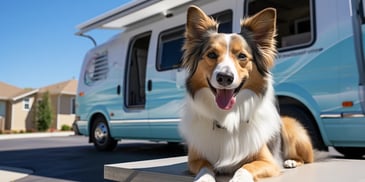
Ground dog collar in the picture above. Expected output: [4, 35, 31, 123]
[212, 120, 250, 130]
[213, 120, 225, 130]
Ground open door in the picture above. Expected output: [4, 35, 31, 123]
[118, 32, 151, 138]
[351, 0, 365, 112]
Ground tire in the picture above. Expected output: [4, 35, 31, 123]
[167, 142, 181, 148]
[280, 105, 328, 151]
[72, 121, 81, 135]
[91, 116, 118, 151]
[335, 147, 365, 158]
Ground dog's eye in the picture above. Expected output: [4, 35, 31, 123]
[207, 52, 218, 59]
[238, 53, 247, 61]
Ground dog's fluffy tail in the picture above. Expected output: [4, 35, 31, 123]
[281, 116, 315, 167]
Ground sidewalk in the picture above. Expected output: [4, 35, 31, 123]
[0, 131, 74, 140]
[0, 166, 34, 182]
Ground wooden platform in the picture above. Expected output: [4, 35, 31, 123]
[104, 153, 365, 182]
[104, 156, 193, 182]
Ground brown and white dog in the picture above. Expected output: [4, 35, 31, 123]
[179, 6, 314, 182]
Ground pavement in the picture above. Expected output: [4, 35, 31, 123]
[0, 131, 74, 181]
[2, 132, 365, 182]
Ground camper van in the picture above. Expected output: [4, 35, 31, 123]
[75, 0, 365, 156]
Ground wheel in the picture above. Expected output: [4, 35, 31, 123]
[280, 105, 328, 151]
[91, 116, 118, 151]
[72, 121, 80, 135]
[167, 142, 181, 148]
[335, 147, 365, 158]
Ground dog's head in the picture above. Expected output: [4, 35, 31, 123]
[182, 6, 277, 110]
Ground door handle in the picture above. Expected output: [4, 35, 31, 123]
[147, 80, 152, 91]
[117, 85, 121, 95]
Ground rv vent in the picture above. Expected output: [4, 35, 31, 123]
[84, 51, 109, 85]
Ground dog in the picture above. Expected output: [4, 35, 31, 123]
[179, 6, 314, 182]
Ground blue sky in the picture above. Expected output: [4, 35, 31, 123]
[0, 0, 131, 88]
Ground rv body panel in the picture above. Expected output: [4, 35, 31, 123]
[75, 0, 365, 149]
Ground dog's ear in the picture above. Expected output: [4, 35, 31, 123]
[182, 6, 217, 74]
[241, 8, 276, 48]
[241, 8, 277, 70]
[185, 5, 218, 41]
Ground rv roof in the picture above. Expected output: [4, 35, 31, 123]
[75, 0, 194, 35]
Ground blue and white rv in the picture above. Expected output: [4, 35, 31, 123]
[75, 0, 365, 156]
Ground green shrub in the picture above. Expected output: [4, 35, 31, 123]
[36, 92, 53, 131]
[61, 124, 72, 131]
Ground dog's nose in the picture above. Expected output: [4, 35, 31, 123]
[216, 72, 234, 86]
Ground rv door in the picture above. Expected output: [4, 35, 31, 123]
[362, 0, 365, 19]
[144, 26, 186, 140]
[361, 0, 365, 113]
[351, 0, 365, 112]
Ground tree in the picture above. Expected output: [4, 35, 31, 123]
[36, 92, 53, 131]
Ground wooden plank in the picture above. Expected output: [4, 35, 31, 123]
[104, 156, 194, 182]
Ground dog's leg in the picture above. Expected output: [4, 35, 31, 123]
[281, 116, 314, 168]
[230, 145, 280, 182]
[188, 146, 215, 182]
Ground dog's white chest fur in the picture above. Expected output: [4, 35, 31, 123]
[179, 87, 281, 172]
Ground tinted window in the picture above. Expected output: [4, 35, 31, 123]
[216, 10, 233, 33]
[157, 27, 185, 71]
[246, 0, 314, 50]
[156, 10, 233, 71]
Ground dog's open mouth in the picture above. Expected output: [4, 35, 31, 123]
[207, 78, 246, 110]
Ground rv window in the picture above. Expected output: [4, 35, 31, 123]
[156, 10, 233, 71]
[84, 51, 109, 85]
[157, 26, 185, 71]
[215, 10, 233, 33]
[246, 0, 314, 50]
[125, 32, 151, 109]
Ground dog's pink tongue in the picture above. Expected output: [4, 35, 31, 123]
[215, 89, 236, 110]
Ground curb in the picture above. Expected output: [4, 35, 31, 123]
[0, 131, 74, 140]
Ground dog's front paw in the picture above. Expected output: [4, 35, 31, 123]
[284, 159, 297, 168]
[229, 168, 254, 182]
[194, 167, 215, 182]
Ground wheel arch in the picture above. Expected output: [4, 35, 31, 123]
[278, 96, 311, 112]
[275, 83, 330, 145]
[88, 112, 109, 143]
[277, 95, 329, 149]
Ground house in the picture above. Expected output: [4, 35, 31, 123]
[0, 79, 77, 131]
[38, 79, 77, 130]
[0, 82, 38, 131]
